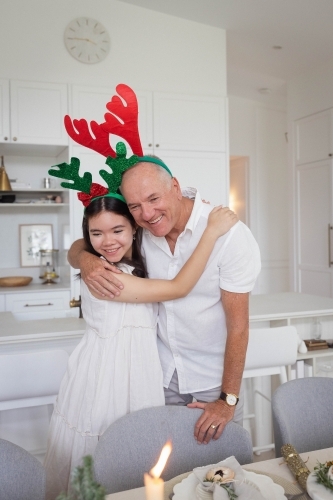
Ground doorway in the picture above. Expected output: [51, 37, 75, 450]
[229, 156, 249, 226]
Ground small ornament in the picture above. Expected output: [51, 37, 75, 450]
[205, 466, 235, 484]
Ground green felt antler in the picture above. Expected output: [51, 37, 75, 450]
[99, 142, 139, 193]
[48, 158, 92, 194]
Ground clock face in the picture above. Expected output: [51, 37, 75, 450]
[64, 17, 110, 64]
[226, 394, 237, 406]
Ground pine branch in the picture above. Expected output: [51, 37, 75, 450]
[55, 455, 106, 500]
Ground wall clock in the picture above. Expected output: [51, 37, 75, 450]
[64, 17, 110, 64]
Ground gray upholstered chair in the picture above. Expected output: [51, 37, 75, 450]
[94, 405, 252, 494]
[0, 438, 46, 500]
[272, 377, 333, 457]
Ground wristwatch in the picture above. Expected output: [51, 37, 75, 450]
[220, 391, 239, 406]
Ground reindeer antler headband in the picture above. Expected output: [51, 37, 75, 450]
[48, 84, 172, 207]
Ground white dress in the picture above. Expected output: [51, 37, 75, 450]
[44, 264, 165, 499]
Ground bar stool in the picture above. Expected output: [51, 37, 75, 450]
[243, 326, 298, 454]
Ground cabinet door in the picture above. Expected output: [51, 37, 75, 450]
[159, 150, 228, 206]
[297, 160, 333, 297]
[295, 110, 333, 165]
[0, 294, 4, 312]
[10, 80, 68, 145]
[71, 85, 153, 154]
[153, 92, 226, 152]
[0, 79, 10, 143]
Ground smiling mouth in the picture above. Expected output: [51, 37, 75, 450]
[149, 215, 163, 224]
[104, 248, 121, 254]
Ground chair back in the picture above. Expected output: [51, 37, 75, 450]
[0, 438, 46, 500]
[0, 350, 69, 411]
[94, 405, 253, 494]
[272, 377, 333, 457]
[244, 326, 298, 379]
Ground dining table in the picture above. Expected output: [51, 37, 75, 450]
[106, 447, 333, 499]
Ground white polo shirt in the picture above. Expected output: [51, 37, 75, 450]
[141, 190, 261, 393]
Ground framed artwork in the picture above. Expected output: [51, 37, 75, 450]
[19, 224, 53, 267]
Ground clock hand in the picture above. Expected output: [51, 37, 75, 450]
[68, 37, 97, 44]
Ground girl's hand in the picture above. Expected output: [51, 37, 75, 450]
[207, 206, 239, 238]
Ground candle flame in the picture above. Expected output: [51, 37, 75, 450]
[150, 441, 172, 479]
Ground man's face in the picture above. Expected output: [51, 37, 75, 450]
[121, 163, 182, 237]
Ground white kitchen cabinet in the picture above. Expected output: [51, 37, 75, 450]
[6, 290, 71, 314]
[0, 79, 10, 143]
[293, 111, 333, 297]
[295, 109, 333, 165]
[0, 79, 68, 148]
[0, 295, 5, 312]
[70, 84, 226, 153]
[152, 92, 226, 153]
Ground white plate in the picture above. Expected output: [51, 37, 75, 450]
[173, 469, 286, 500]
[307, 471, 333, 499]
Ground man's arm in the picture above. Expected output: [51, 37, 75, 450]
[67, 239, 124, 298]
[187, 290, 249, 444]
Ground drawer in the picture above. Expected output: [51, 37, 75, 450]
[5, 290, 71, 313]
[0, 295, 4, 312]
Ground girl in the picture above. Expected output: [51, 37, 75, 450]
[44, 194, 237, 499]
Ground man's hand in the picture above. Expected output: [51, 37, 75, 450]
[81, 254, 124, 298]
[187, 399, 234, 444]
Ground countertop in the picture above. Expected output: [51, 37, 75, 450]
[0, 282, 71, 294]
[0, 311, 85, 343]
[0, 292, 332, 344]
[250, 292, 333, 320]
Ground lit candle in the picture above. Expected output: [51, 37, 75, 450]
[144, 441, 172, 500]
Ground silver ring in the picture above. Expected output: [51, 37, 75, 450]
[210, 424, 217, 429]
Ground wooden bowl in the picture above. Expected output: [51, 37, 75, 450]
[0, 276, 33, 287]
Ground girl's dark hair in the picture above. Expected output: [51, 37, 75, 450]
[82, 196, 147, 278]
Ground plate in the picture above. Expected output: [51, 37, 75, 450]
[307, 471, 333, 499]
[173, 469, 286, 500]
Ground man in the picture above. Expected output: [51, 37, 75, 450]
[68, 160, 261, 444]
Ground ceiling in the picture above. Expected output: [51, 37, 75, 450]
[118, 0, 333, 105]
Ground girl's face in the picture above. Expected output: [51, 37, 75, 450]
[88, 211, 135, 262]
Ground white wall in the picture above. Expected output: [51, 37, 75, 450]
[229, 96, 289, 294]
[0, 0, 226, 96]
[288, 57, 333, 121]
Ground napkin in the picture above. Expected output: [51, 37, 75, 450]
[193, 456, 266, 500]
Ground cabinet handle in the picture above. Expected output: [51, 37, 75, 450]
[329, 224, 333, 267]
[24, 302, 54, 307]
[4, 137, 8, 141]
[329, 154, 333, 157]
[13, 137, 17, 141]
[148, 143, 152, 147]
[155, 144, 160, 148]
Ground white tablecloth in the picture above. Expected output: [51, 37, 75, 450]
[106, 447, 333, 499]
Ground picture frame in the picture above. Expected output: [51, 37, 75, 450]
[19, 224, 53, 267]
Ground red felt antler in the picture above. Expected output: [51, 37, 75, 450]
[102, 83, 143, 156]
[64, 116, 116, 157]
[63, 84, 143, 158]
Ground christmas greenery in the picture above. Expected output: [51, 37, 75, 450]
[314, 460, 333, 492]
[56, 455, 106, 500]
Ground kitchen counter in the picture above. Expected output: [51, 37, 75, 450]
[250, 292, 333, 321]
[0, 282, 70, 294]
[0, 311, 85, 348]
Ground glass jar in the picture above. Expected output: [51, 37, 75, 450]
[39, 249, 59, 284]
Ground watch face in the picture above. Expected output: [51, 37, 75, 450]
[64, 17, 110, 64]
[226, 394, 237, 406]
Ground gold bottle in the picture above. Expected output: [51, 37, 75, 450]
[0, 156, 12, 191]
